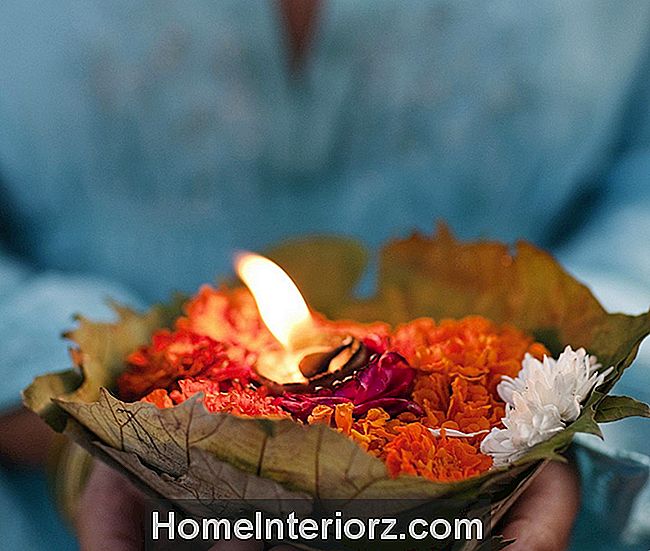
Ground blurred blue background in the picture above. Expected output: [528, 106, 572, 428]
[0, 1, 649, 549]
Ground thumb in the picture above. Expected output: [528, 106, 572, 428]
[501, 461, 580, 551]
[76, 461, 144, 551]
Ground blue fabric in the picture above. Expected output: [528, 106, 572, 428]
[0, 469, 77, 551]
[0, 1, 649, 549]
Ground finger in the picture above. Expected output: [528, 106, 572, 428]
[501, 461, 580, 551]
[76, 461, 144, 551]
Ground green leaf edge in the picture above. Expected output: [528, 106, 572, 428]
[594, 394, 650, 423]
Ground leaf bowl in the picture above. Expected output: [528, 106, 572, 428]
[24, 226, 650, 550]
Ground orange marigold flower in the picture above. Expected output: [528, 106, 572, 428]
[307, 405, 494, 482]
[176, 286, 278, 355]
[117, 329, 245, 401]
[168, 379, 288, 418]
[411, 371, 450, 426]
[383, 424, 493, 482]
[308, 404, 334, 425]
[141, 388, 174, 409]
[394, 316, 546, 375]
[445, 376, 502, 432]
[395, 316, 548, 434]
[334, 402, 355, 436]
[349, 408, 400, 454]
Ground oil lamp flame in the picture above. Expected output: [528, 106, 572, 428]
[235, 252, 312, 350]
[235, 252, 368, 389]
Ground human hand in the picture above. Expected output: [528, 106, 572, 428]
[500, 461, 580, 551]
[76, 461, 296, 551]
[76, 461, 144, 551]
[77, 460, 580, 551]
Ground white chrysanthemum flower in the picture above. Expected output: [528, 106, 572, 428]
[481, 393, 564, 466]
[498, 346, 610, 422]
[480, 346, 612, 467]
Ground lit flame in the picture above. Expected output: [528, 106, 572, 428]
[235, 252, 313, 350]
